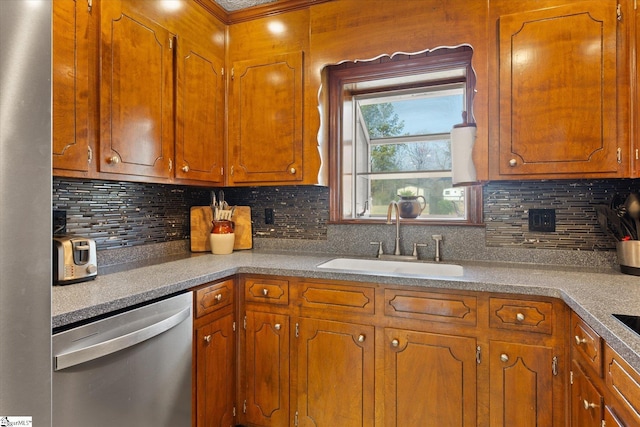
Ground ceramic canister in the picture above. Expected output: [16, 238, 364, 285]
[210, 220, 235, 255]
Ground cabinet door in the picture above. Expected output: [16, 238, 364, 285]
[195, 312, 235, 427]
[295, 318, 374, 427]
[99, 0, 174, 178]
[229, 52, 303, 184]
[243, 311, 289, 427]
[604, 405, 628, 427]
[635, 5, 640, 176]
[384, 328, 477, 427]
[571, 360, 603, 427]
[498, 2, 619, 176]
[175, 37, 224, 184]
[53, 0, 90, 172]
[489, 341, 556, 426]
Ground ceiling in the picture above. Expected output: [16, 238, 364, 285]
[196, 0, 332, 24]
[213, 0, 278, 12]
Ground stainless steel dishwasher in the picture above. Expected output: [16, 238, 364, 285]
[52, 292, 192, 427]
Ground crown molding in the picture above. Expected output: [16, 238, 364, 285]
[194, 0, 332, 24]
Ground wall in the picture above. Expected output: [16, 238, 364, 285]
[53, 177, 639, 260]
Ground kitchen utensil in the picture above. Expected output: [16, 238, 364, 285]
[625, 193, 640, 239]
[595, 205, 619, 241]
[218, 190, 226, 209]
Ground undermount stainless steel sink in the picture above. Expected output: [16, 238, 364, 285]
[316, 257, 464, 278]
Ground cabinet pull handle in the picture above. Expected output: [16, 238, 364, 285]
[575, 335, 587, 345]
[357, 334, 366, 343]
[509, 158, 517, 167]
[290, 167, 296, 174]
[500, 353, 509, 363]
[391, 339, 399, 347]
[214, 294, 222, 302]
[182, 165, 189, 173]
[583, 399, 598, 410]
[204, 335, 211, 344]
[516, 313, 525, 322]
[107, 156, 120, 165]
[262, 288, 269, 296]
[274, 323, 281, 331]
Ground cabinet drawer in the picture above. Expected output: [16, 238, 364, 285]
[489, 297, 553, 335]
[604, 343, 640, 425]
[297, 282, 375, 314]
[245, 277, 289, 305]
[194, 279, 234, 318]
[571, 312, 603, 377]
[384, 289, 476, 326]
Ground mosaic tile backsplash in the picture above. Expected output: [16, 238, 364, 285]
[53, 177, 639, 252]
[484, 180, 640, 251]
[52, 178, 329, 250]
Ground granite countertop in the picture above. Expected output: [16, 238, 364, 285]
[52, 250, 640, 372]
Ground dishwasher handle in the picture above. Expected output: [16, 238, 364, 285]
[54, 305, 191, 371]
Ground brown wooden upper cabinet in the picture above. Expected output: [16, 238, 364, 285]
[228, 51, 304, 185]
[174, 37, 225, 184]
[634, 5, 640, 177]
[497, 1, 621, 178]
[52, 0, 91, 172]
[99, 0, 175, 178]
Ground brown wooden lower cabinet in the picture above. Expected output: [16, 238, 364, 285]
[489, 341, 558, 427]
[198, 275, 597, 426]
[383, 328, 477, 426]
[243, 310, 290, 427]
[295, 318, 375, 427]
[570, 312, 640, 427]
[193, 279, 236, 427]
[195, 312, 235, 427]
[570, 360, 603, 427]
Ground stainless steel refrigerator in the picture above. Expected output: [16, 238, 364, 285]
[0, 0, 53, 425]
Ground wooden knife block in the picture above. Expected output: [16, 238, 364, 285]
[190, 206, 252, 252]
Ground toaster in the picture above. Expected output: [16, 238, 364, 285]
[53, 235, 97, 285]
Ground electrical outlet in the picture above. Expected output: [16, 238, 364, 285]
[529, 208, 555, 232]
[265, 208, 274, 224]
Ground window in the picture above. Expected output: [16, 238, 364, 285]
[327, 47, 482, 224]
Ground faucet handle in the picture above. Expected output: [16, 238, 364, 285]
[412, 243, 428, 257]
[431, 235, 443, 262]
[370, 241, 384, 258]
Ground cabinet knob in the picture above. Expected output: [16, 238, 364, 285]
[583, 399, 598, 410]
[262, 288, 269, 296]
[182, 165, 189, 173]
[575, 335, 587, 345]
[290, 167, 296, 174]
[500, 353, 509, 363]
[357, 334, 366, 343]
[274, 323, 281, 331]
[204, 335, 211, 344]
[509, 158, 517, 167]
[107, 156, 120, 164]
[214, 293, 222, 302]
[516, 313, 525, 322]
[391, 339, 399, 347]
